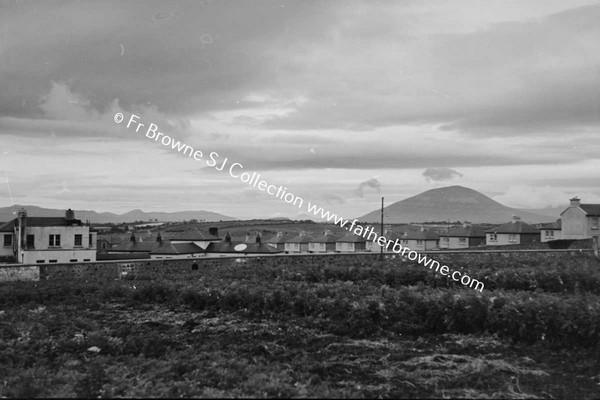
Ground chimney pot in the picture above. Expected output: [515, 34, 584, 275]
[570, 197, 581, 207]
[256, 233, 261, 243]
[65, 208, 75, 221]
[208, 226, 219, 237]
[512, 215, 521, 223]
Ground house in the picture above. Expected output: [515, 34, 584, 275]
[308, 230, 339, 253]
[439, 224, 486, 249]
[560, 197, 600, 240]
[169, 227, 220, 250]
[284, 232, 313, 253]
[265, 231, 288, 251]
[397, 228, 440, 251]
[149, 235, 205, 259]
[486, 216, 540, 246]
[335, 232, 367, 252]
[205, 233, 283, 257]
[0, 208, 97, 264]
[365, 225, 395, 253]
[107, 232, 160, 255]
[539, 219, 562, 243]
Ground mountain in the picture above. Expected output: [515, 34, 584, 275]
[358, 186, 556, 224]
[0, 205, 235, 224]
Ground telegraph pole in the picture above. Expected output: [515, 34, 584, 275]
[380, 196, 384, 261]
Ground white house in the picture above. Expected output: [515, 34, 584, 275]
[0, 209, 96, 264]
[539, 219, 562, 243]
[560, 197, 600, 240]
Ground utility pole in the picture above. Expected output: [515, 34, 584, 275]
[380, 196, 384, 261]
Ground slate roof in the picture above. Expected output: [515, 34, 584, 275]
[205, 241, 283, 254]
[149, 240, 205, 255]
[539, 220, 562, 230]
[579, 204, 600, 216]
[309, 233, 341, 243]
[441, 226, 487, 238]
[486, 221, 540, 234]
[109, 235, 162, 253]
[401, 230, 440, 240]
[286, 234, 315, 244]
[336, 233, 367, 243]
[170, 227, 220, 241]
[0, 217, 83, 231]
[265, 234, 289, 244]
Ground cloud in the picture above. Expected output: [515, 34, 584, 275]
[354, 178, 382, 197]
[423, 168, 463, 182]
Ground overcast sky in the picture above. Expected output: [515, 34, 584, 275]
[1, 0, 600, 219]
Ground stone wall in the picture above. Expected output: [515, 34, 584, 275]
[0, 250, 596, 282]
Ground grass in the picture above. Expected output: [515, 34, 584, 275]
[1, 254, 600, 398]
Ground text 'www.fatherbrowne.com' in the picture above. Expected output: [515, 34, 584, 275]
[114, 112, 485, 292]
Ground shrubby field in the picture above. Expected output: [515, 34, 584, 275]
[1, 253, 600, 398]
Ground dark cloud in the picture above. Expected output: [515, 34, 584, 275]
[423, 168, 463, 182]
[354, 178, 382, 197]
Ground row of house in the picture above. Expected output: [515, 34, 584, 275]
[1, 196, 598, 263]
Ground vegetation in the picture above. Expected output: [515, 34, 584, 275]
[1, 254, 599, 398]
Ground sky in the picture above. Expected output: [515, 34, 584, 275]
[1, 0, 600, 220]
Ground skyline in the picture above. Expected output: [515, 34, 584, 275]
[1, 0, 600, 219]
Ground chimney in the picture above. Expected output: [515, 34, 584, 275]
[299, 231, 306, 237]
[130, 233, 136, 242]
[463, 222, 470, 228]
[420, 225, 425, 232]
[17, 208, 27, 250]
[276, 231, 284, 237]
[224, 233, 232, 243]
[245, 232, 251, 242]
[156, 232, 162, 243]
[570, 197, 580, 207]
[65, 208, 75, 221]
[512, 215, 521, 224]
[324, 229, 332, 236]
[384, 224, 392, 236]
[208, 226, 219, 237]
[255, 233, 261, 243]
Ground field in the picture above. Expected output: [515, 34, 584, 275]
[1, 253, 600, 398]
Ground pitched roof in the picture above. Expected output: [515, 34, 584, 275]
[441, 226, 486, 238]
[0, 220, 15, 232]
[336, 233, 366, 243]
[309, 233, 341, 243]
[205, 241, 283, 254]
[286, 234, 314, 244]
[486, 221, 540, 234]
[171, 227, 220, 241]
[149, 240, 205, 255]
[539, 220, 561, 230]
[0, 217, 84, 229]
[265, 234, 289, 244]
[401, 230, 440, 240]
[109, 235, 161, 253]
[579, 204, 600, 216]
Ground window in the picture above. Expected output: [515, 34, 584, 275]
[74, 234, 82, 247]
[508, 234, 518, 243]
[83, 259, 90, 262]
[26, 234, 34, 248]
[401, 239, 408, 245]
[49, 234, 61, 247]
[458, 237, 467, 245]
[49, 259, 58, 263]
[489, 234, 497, 242]
[3, 234, 12, 247]
[416, 240, 424, 246]
[36, 260, 45, 264]
[89, 234, 93, 247]
[442, 237, 449, 243]
[70, 259, 77, 262]
[592, 217, 599, 230]
[545, 230, 554, 238]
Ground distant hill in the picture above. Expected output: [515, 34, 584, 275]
[358, 186, 556, 224]
[0, 205, 235, 224]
